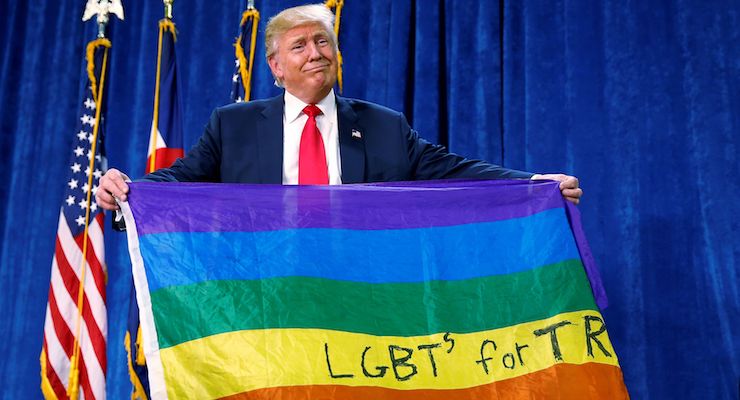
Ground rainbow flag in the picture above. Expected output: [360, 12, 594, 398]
[120, 180, 629, 399]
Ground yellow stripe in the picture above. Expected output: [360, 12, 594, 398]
[159, 310, 620, 399]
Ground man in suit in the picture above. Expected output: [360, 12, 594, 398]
[96, 4, 582, 211]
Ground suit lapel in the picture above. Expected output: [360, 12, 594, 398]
[337, 96, 365, 183]
[256, 95, 284, 184]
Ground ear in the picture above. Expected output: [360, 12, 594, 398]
[267, 55, 283, 81]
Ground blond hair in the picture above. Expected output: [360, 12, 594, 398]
[265, 4, 337, 59]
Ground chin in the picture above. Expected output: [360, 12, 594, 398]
[309, 76, 332, 89]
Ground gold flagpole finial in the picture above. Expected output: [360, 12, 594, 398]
[82, 0, 125, 38]
[164, 0, 174, 20]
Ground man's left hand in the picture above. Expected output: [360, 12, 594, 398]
[531, 173, 583, 204]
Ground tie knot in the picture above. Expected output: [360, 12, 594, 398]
[303, 104, 322, 118]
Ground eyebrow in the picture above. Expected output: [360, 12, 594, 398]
[287, 31, 330, 46]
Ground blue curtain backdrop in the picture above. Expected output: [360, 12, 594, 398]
[1, 0, 738, 398]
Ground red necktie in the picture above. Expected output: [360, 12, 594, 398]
[298, 104, 329, 184]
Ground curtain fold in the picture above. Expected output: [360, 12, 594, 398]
[444, 0, 504, 163]
[0, 1, 737, 398]
[502, 2, 739, 398]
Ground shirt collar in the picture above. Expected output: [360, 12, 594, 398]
[284, 89, 336, 123]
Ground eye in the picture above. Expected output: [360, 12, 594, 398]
[291, 43, 304, 52]
[317, 37, 329, 46]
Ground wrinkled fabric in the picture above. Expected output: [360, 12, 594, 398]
[121, 181, 626, 399]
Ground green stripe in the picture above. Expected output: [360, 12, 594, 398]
[152, 259, 596, 349]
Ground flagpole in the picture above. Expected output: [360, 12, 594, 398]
[149, 0, 177, 173]
[64, 2, 123, 398]
[68, 38, 110, 400]
[149, 22, 164, 173]
[126, 3, 184, 397]
[234, 2, 260, 102]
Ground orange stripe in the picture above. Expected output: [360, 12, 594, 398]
[221, 362, 629, 400]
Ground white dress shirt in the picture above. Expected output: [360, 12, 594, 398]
[282, 89, 342, 185]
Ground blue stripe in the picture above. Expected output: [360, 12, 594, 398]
[140, 208, 580, 292]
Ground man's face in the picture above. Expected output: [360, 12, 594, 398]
[268, 22, 338, 104]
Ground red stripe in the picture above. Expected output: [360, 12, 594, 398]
[47, 282, 74, 357]
[84, 213, 106, 303]
[54, 238, 107, 373]
[77, 353, 95, 400]
[43, 337, 69, 399]
[48, 256, 104, 399]
[73, 213, 106, 304]
[146, 147, 183, 173]
[55, 237, 107, 369]
[82, 298, 107, 374]
[221, 363, 629, 400]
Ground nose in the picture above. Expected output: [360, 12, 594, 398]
[307, 41, 322, 60]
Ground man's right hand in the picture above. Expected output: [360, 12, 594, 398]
[96, 168, 131, 211]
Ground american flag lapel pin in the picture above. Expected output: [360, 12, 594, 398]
[351, 129, 362, 139]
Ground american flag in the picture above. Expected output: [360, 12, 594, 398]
[41, 38, 109, 400]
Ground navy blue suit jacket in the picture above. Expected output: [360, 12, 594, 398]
[143, 94, 533, 183]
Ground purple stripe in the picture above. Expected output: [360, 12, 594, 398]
[128, 179, 564, 235]
[565, 200, 609, 309]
